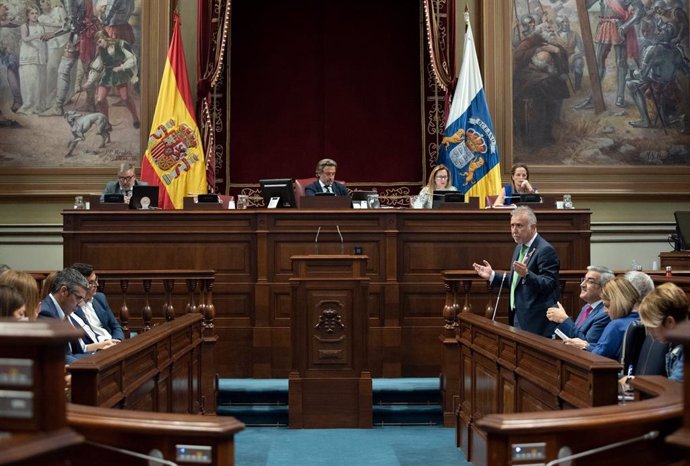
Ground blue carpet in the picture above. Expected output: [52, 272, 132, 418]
[234, 426, 470, 466]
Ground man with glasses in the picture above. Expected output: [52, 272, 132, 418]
[72, 262, 124, 342]
[38, 267, 117, 363]
[101, 162, 149, 204]
[546, 265, 614, 344]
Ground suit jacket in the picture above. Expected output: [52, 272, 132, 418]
[38, 297, 92, 363]
[101, 179, 149, 200]
[304, 180, 348, 196]
[491, 233, 560, 337]
[91, 292, 125, 340]
[588, 312, 640, 361]
[557, 301, 610, 344]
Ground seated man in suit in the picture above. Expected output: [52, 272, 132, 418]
[72, 262, 125, 342]
[101, 162, 149, 204]
[38, 267, 117, 363]
[304, 158, 348, 196]
[546, 265, 614, 344]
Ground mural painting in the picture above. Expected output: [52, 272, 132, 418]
[0, 0, 141, 168]
[512, 0, 690, 166]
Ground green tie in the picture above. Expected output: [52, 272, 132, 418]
[510, 245, 528, 309]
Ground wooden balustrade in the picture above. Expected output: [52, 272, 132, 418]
[31, 269, 216, 337]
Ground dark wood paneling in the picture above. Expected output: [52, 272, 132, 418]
[63, 209, 591, 378]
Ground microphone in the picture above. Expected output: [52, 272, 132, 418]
[314, 226, 321, 254]
[86, 440, 179, 465]
[336, 225, 344, 254]
[545, 430, 658, 466]
[492, 271, 507, 321]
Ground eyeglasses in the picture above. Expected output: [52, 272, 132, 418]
[88, 280, 99, 288]
[581, 277, 599, 286]
[118, 175, 134, 182]
[70, 291, 86, 302]
[435, 175, 448, 179]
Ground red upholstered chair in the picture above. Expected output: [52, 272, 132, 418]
[293, 177, 347, 208]
[294, 178, 316, 208]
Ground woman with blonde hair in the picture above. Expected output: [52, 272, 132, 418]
[412, 164, 457, 209]
[565, 277, 640, 360]
[0, 269, 40, 320]
[639, 282, 688, 382]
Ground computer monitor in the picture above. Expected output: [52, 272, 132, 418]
[508, 193, 542, 204]
[259, 178, 296, 208]
[674, 211, 690, 251]
[129, 185, 159, 210]
[103, 193, 124, 203]
[432, 190, 466, 209]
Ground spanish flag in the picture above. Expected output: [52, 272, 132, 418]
[141, 14, 207, 209]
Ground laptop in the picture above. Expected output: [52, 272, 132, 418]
[300, 195, 352, 210]
[508, 193, 543, 204]
[103, 193, 124, 203]
[129, 185, 159, 210]
[432, 191, 467, 209]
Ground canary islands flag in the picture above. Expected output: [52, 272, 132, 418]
[438, 13, 501, 208]
[141, 14, 207, 209]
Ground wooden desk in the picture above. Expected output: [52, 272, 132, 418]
[63, 208, 591, 378]
[453, 313, 621, 463]
[659, 251, 690, 270]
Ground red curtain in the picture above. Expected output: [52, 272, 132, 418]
[228, 0, 422, 190]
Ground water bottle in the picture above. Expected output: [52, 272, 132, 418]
[631, 259, 638, 271]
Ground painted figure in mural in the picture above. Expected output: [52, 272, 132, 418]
[626, 1, 689, 128]
[0, 2, 22, 117]
[554, 15, 585, 91]
[16, 6, 47, 115]
[513, 22, 570, 146]
[40, 0, 101, 116]
[512, 14, 537, 48]
[84, 30, 139, 128]
[95, 0, 134, 45]
[38, 0, 68, 109]
[575, 0, 645, 109]
[652, 0, 689, 52]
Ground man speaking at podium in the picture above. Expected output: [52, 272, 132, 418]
[473, 206, 560, 337]
[304, 158, 348, 196]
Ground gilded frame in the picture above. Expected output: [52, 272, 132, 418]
[482, 0, 690, 197]
[1, 0, 172, 198]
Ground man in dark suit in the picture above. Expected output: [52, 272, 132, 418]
[38, 267, 95, 363]
[304, 158, 348, 196]
[473, 206, 560, 337]
[72, 262, 125, 342]
[101, 162, 149, 203]
[547, 265, 614, 344]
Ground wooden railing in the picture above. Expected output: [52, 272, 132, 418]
[474, 376, 684, 466]
[32, 269, 217, 336]
[33, 270, 221, 414]
[66, 404, 244, 466]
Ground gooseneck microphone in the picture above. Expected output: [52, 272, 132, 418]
[336, 225, 344, 254]
[545, 430, 659, 466]
[314, 226, 321, 254]
[492, 271, 507, 321]
[86, 441, 178, 465]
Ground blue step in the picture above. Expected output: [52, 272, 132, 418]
[372, 404, 443, 426]
[216, 404, 289, 427]
[217, 377, 442, 427]
[372, 377, 440, 404]
[217, 378, 289, 406]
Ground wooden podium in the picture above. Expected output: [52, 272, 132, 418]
[288, 255, 372, 428]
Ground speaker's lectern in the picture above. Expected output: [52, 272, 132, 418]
[288, 255, 372, 428]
